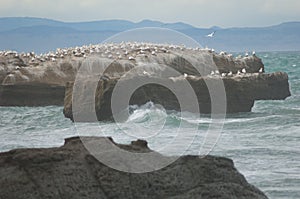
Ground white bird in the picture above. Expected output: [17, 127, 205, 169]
[221, 73, 226, 77]
[15, 66, 20, 70]
[245, 52, 249, 57]
[206, 31, 216, 38]
[210, 71, 215, 75]
[183, 73, 188, 78]
[252, 51, 256, 56]
[215, 70, 220, 75]
[161, 47, 167, 53]
[219, 51, 226, 56]
[228, 71, 233, 76]
[128, 56, 135, 60]
[242, 68, 246, 73]
[143, 71, 150, 75]
[237, 70, 241, 75]
[259, 68, 263, 73]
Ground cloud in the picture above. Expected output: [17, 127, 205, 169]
[0, 0, 299, 27]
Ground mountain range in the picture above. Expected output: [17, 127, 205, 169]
[0, 17, 299, 53]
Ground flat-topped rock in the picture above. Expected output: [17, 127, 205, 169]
[0, 136, 268, 199]
[0, 43, 288, 107]
[0, 43, 264, 86]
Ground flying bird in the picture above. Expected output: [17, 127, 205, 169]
[206, 31, 216, 38]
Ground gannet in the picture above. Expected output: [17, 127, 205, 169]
[143, 71, 150, 75]
[206, 31, 216, 38]
[219, 51, 226, 56]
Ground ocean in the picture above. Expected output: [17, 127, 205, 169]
[0, 51, 299, 198]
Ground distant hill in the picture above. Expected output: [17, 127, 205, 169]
[0, 17, 195, 32]
[0, 17, 299, 53]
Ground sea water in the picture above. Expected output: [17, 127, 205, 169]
[0, 51, 299, 198]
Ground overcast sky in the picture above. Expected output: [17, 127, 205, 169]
[1, 0, 300, 28]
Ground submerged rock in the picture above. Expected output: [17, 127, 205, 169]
[0, 136, 268, 199]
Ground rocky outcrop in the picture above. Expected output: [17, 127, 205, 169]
[0, 44, 267, 106]
[0, 136, 268, 199]
[64, 72, 290, 122]
[0, 84, 65, 106]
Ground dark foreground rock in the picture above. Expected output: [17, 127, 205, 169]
[0, 137, 268, 199]
[64, 72, 290, 121]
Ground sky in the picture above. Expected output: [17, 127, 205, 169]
[1, 0, 300, 28]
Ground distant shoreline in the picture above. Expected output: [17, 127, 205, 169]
[1, 17, 300, 53]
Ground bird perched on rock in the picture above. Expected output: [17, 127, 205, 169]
[259, 68, 263, 73]
[219, 51, 226, 56]
[242, 68, 246, 73]
[143, 71, 150, 75]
